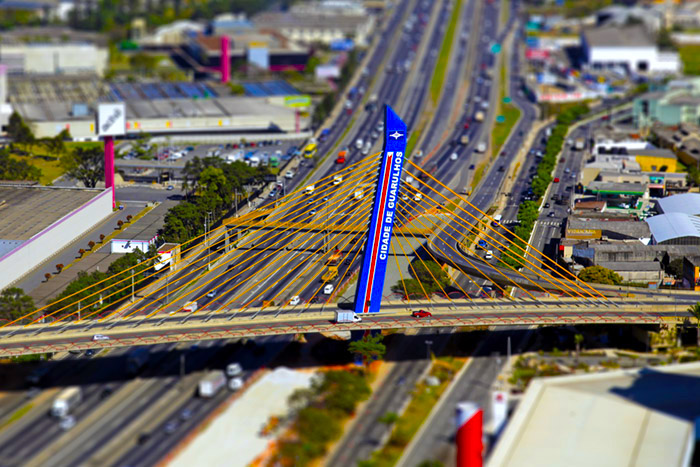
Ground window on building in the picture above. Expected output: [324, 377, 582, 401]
[637, 61, 648, 72]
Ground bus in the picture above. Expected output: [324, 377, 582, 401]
[269, 155, 279, 167]
[303, 143, 317, 159]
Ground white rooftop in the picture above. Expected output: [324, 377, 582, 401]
[646, 212, 700, 244]
[656, 193, 700, 216]
[489, 363, 700, 467]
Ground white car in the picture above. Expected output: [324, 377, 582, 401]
[226, 362, 243, 377]
[450, 152, 458, 161]
[207, 290, 217, 298]
[413, 193, 423, 202]
[285, 170, 295, 179]
[485, 250, 493, 260]
[333, 175, 343, 185]
[229, 377, 244, 391]
[324, 284, 334, 295]
[289, 295, 301, 306]
[355, 138, 364, 149]
[92, 334, 110, 341]
[401, 193, 409, 201]
[59, 415, 76, 431]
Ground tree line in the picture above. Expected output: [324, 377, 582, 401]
[161, 156, 271, 244]
[499, 103, 589, 270]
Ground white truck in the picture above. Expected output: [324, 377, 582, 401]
[476, 141, 487, 153]
[574, 138, 585, 150]
[335, 311, 362, 323]
[183, 301, 198, 313]
[198, 371, 227, 398]
[474, 111, 485, 122]
[51, 387, 82, 418]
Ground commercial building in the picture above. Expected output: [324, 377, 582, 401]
[634, 79, 700, 127]
[565, 218, 651, 242]
[252, 1, 375, 47]
[0, 27, 108, 76]
[7, 75, 309, 139]
[580, 25, 680, 74]
[181, 32, 310, 74]
[0, 185, 112, 290]
[489, 363, 699, 467]
[655, 193, 700, 216]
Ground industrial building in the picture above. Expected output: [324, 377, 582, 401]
[580, 25, 680, 74]
[6, 75, 309, 139]
[253, 1, 375, 47]
[646, 193, 700, 246]
[0, 184, 112, 290]
[180, 32, 310, 75]
[0, 26, 108, 76]
[489, 364, 699, 467]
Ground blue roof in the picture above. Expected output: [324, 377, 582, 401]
[646, 212, 700, 244]
[656, 193, 700, 216]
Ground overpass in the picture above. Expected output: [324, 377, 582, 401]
[0, 298, 693, 357]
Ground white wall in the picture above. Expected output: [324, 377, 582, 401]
[0, 189, 113, 291]
[588, 45, 680, 73]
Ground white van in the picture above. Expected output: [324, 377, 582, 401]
[354, 190, 364, 200]
[323, 284, 334, 295]
[305, 185, 315, 195]
[485, 250, 493, 260]
[333, 175, 343, 185]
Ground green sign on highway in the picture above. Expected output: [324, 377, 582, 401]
[496, 115, 505, 123]
[491, 43, 502, 54]
[503, 96, 512, 104]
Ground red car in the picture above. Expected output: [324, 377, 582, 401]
[463, 122, 470, 129]
[553, 177, 560, 183]
[412, 309, 432, 318]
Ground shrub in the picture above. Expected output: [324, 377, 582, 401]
[117, 220, 124, 228]
[56, 264, 64, 272]
[126, 215, 133, 222]
[99, 234, 105, 242]
[44, 273, 51, 281]
[78, 248, 85, 256]
[88, 241, 95, 249]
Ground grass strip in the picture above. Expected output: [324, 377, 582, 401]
[429, 0, 463, 104]
[363, 357, 465, 467]
[491, 52, 521, 157]
[0, 404, 33, 430]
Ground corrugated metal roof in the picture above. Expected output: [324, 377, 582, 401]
[646, 212, 700, 243]
[656, 193, 700, 216]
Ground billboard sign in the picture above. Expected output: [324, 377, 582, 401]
[354, 105, 407, 315]
[97, 103, 126, 136]
[284, 95, 312, 108]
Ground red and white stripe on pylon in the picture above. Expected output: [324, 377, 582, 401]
[456, 402, 483, 467]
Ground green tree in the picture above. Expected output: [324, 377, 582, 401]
[657, 27, 676, 51]
[0, 149, 42, 181]
[6, 111, 35, 147]
[60, 146, 104, 188]
[348, 334, 386, 371]
[666, 258, 684, 278]
[688, 302, 700, 347]
[574, 333, 584, 364]
[0, 288, 35, 323]
[578, 265, 622, 285]
[199, 166, 230, 207]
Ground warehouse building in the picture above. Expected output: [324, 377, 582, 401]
[0, 185, 112, 290]
[581, 25, 680, 74]
[6, 75, 308, 139]
[490, 364, 699, 467]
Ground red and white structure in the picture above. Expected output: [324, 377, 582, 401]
[456, 402, 483, 467]
[97, 103, 126, 209]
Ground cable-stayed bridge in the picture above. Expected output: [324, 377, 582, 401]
[1, 107, 697, 357]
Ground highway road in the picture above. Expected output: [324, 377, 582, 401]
[327, 329, 452, 467]
[397, 327, 531, 466]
